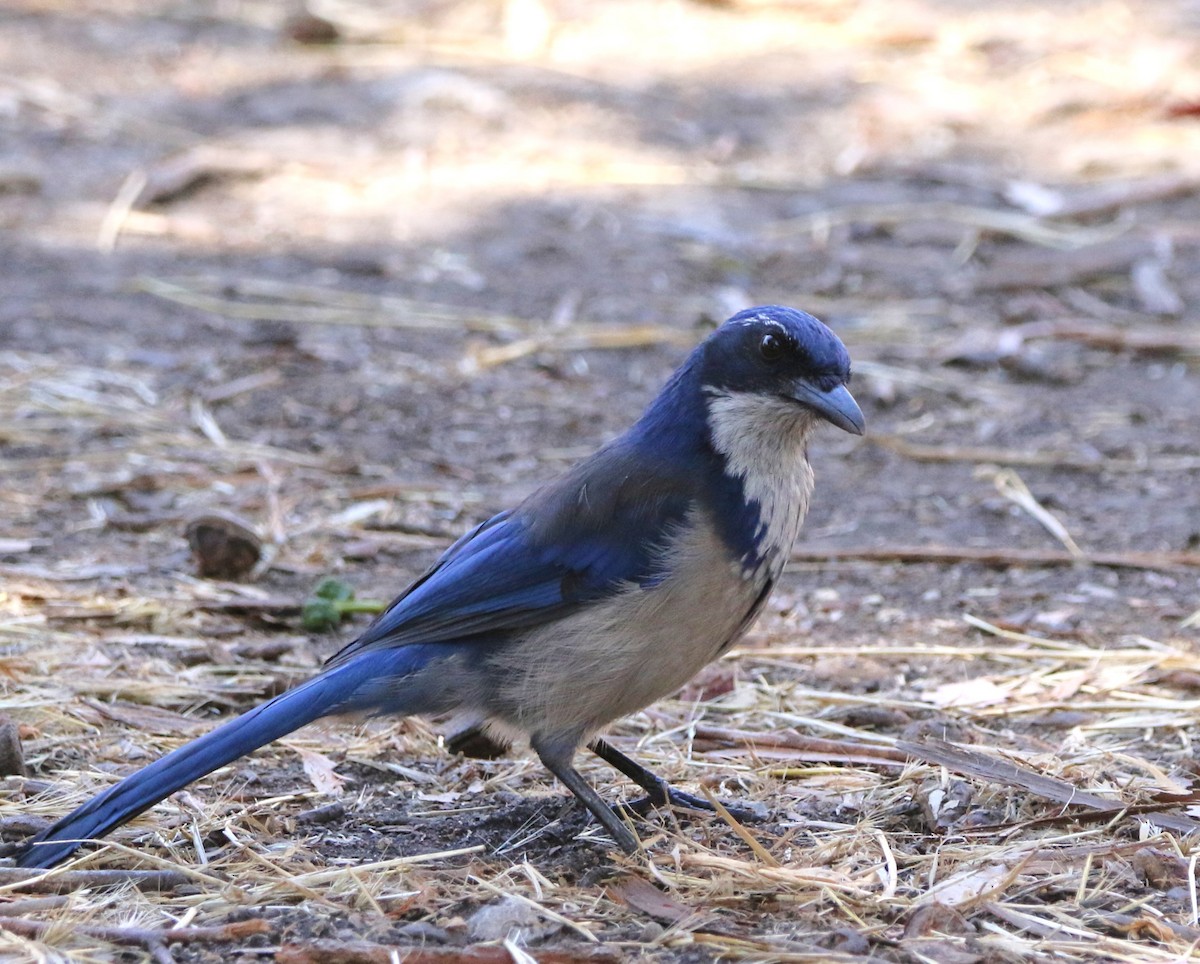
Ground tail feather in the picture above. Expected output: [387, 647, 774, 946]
[17, 646, 443, 870]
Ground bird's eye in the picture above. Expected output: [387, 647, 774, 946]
[759, 332, 785, 362]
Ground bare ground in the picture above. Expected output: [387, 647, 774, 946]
[2, 1, 1200, 961]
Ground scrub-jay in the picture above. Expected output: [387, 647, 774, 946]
[17, 305, 863, 868]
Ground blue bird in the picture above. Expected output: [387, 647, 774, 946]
[17, 305, 864, 868]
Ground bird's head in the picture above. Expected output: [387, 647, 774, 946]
[696, 305, 864, 436]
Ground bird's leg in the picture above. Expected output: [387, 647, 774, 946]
[589, 737, 765, 822]
[531, 735, 640, 853]
[589, 737, 674, 809]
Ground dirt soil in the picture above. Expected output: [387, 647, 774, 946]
[2, 1, 1200, 961]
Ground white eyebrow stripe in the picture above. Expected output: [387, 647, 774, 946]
[733, 314, 790, 333]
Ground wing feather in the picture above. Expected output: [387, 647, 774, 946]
[324, 444, 696, 667]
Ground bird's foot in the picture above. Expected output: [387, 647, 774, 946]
[616, 784, 768, 823]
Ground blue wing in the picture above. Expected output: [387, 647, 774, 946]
[324, 441, 696, 667]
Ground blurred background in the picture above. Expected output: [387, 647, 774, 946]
[3, 0, 1197, 635]
[3, 0, 1200, 956]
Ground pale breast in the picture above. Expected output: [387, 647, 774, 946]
[488, 513, 774, 739]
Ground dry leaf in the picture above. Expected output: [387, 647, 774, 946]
[928, 677, 1008, 708]
[608, 876, 695, 924]
[916, 864, 1013, 908]
[297, 748, 347, 795]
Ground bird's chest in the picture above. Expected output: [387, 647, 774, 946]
[495, 518, 774, 736]
[743, 462, 814, 576]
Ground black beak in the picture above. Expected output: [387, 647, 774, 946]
[789, 381, 865, 436]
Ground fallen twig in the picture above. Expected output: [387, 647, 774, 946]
[761, 201, 1129, 250]
[897, 738, 1200, 836]
[136, 276, 533, 334]
[0, 867, 193, 893]
[0, 915, 270, 948]
[988, 468, 1085, 559]
[96, 169, 147, 252]
[0, 896, 68, 915]
[1018, 173, 1200, 219]
[870, 433, 1200, 472]
[971, 236, 1154, 290]
[982, 901, 1098, 941]
[789, 544, 1200, 571]
[692, 725, 910, 767]
[192, 597, 304, 617]
[461, 324, 692, 371]
[1022, 319, 1200, 357]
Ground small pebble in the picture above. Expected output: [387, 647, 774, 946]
[185, 512, 262, 580]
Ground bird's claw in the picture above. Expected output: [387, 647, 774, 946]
[616, 786, 768, 823]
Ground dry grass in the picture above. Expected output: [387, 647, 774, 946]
[4, 0, 1200, 960]
[2, 349, 1200, 962]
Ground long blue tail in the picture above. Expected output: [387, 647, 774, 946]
[18, 646, 447, 869]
